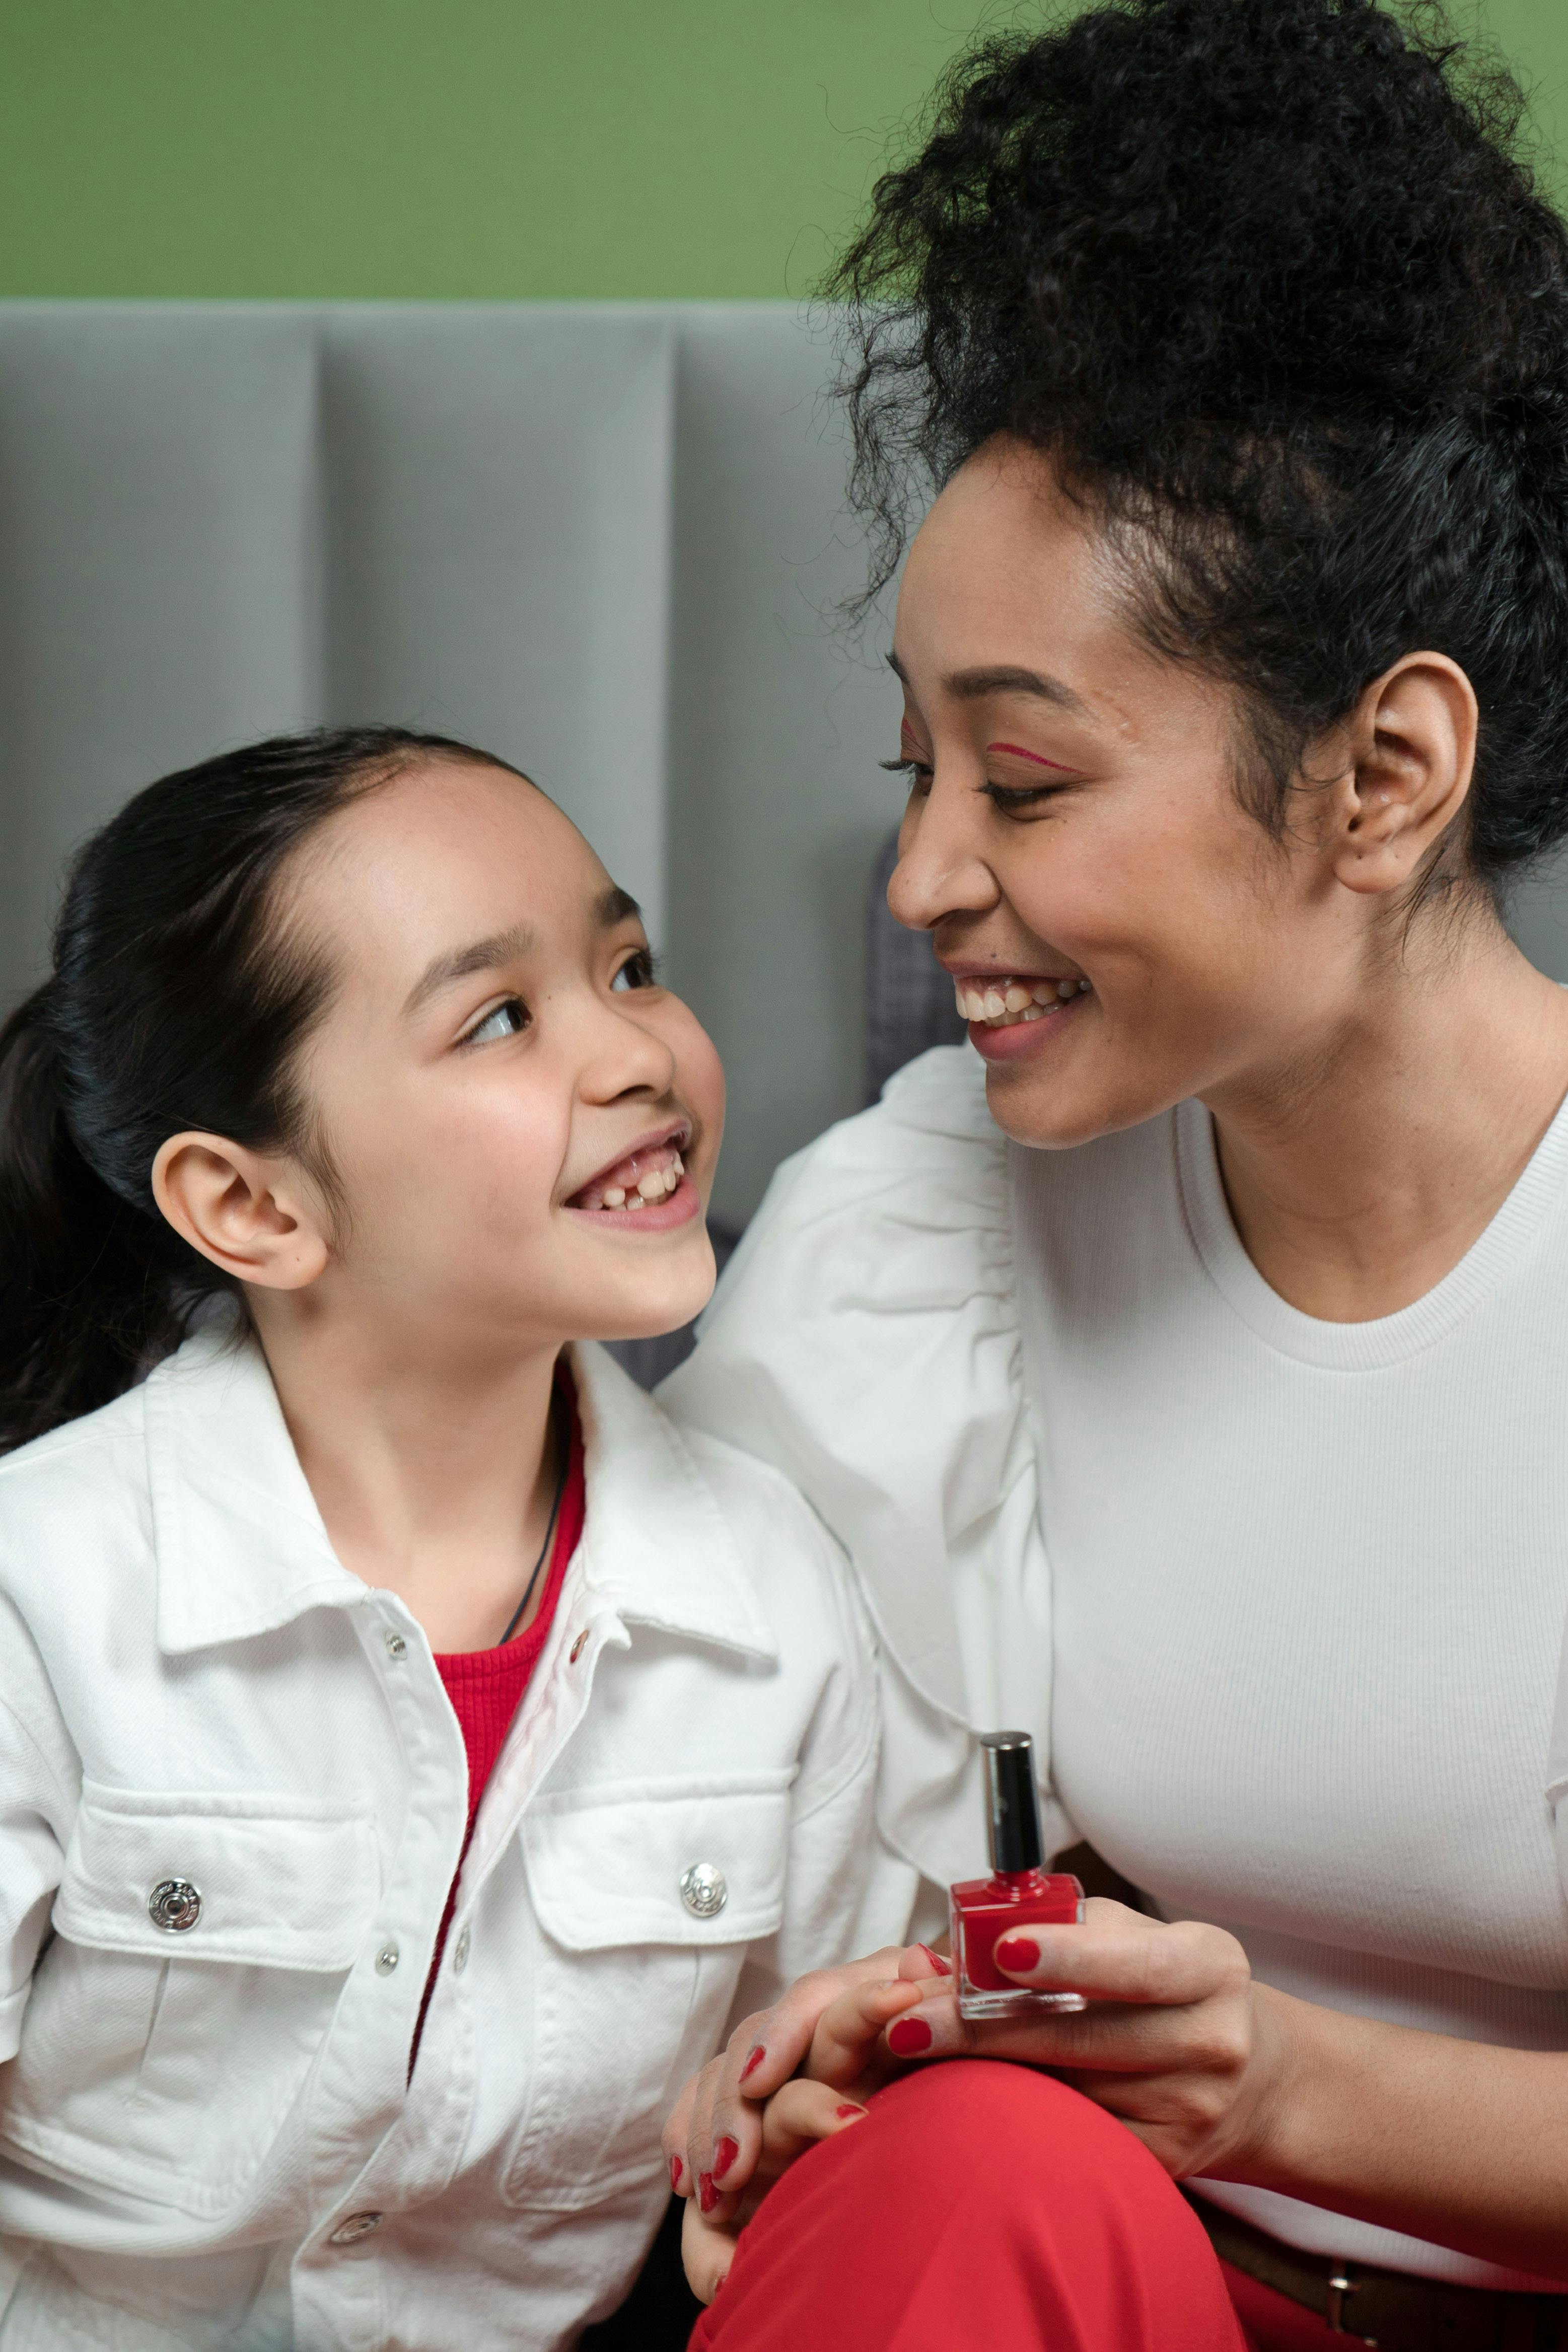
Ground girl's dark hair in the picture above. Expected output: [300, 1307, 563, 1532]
[831, 0, 1568, 880]
[0, 724, 510, 1453]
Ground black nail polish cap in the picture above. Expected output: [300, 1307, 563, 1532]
[979, 1730, 1044, 1873]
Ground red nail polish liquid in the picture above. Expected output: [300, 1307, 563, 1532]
[949, 1730, 1087, 2022]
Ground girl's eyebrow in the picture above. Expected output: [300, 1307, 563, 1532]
[987, 740, 1075, 773]
[402, 887, 643, 1019]
[403, 920, 536, 1017]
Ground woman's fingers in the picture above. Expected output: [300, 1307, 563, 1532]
[989, 1902, 1249, 2010]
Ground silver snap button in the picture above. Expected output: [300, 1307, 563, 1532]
[328, 2211, 383, 2246]
[569, 1629, 589, 1664]
[453, 1924, 470, 1974]
[375, 1942, 399, 1975]
[384, 1629, 407, 1660]
[147, 1879, 201, 1933]
[679, 1863, 728, 1918]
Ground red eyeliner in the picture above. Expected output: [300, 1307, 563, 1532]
[986, 741, 1074, 773]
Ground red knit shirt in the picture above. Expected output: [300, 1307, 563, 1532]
[409, 1376, 586, 2071]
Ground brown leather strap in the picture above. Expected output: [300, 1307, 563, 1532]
[1187, 2193, 1566, 2351]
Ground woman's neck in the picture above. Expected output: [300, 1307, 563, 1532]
[1204, 918, 1568, 1322]
[246, 1299, 566, 1652]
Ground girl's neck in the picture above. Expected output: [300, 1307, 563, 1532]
[247, 1300, 567, 1652]
[1204, 917, 1568, 1322]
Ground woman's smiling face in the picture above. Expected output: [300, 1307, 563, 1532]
[889, 436, 1366, 1148]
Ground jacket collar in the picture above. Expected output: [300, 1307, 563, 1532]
[149, 1315, 776, 1663]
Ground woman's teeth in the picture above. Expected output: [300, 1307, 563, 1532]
[573, 1147, 685, 1214]
[954, 976, 1092, 1029]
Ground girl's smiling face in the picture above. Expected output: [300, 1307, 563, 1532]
[887, 437, 1400, 1148]
[274, 755, 724, 1352]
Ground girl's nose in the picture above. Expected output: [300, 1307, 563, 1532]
[579, 992, 679, 1104]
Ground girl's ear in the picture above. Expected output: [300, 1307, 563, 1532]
[1326, 653, 1479, 898]
[152, 1133, 330, 1291]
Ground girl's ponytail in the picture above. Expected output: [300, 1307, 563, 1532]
[0, 723, 504, 1454]
[0, 988, 187, 1449]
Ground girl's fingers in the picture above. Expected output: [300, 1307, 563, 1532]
[680, 2190, 738, 2306]
[662, 2061, 710, 2197]
[897, 1941, 953, 1983]
[711, 1950, 907, 2108]
[804, 1974, 926, 2088]
[759, 2076, 871, 2168]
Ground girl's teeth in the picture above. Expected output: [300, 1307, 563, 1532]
[953, 976, 1093, 1028]
[575, 1144, 686, 1211]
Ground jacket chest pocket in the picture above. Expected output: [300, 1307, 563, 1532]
[3, 1781, 379, 2217]
[503, 1772, 793, 2208]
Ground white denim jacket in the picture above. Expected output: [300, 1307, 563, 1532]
[0, 1319, 902, 2351]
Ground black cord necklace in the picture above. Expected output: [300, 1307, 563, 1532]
[497, 1388, 571, 1647]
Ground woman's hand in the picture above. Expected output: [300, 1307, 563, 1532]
[662, 1944, 950, 2228]
[886, 1897, 1282, 2180]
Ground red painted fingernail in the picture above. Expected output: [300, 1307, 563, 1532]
[995, 1935, 1041, 1971]
[712, 2135, 739, 2182]
[669, 2155, 683, 2193]
[739, 2044, 765, 2083]
[698, 2171, 718, 2215]
[918, 1944, 954, 1976]
[887, 2015, 934, 2056]
[834, 2102, 867, 2119]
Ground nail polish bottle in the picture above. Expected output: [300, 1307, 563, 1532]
[949, 1730, 1086, 2021]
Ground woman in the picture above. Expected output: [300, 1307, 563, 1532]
[659, 0, 1568, 2343]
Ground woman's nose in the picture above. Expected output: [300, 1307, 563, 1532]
[886, 777, 1000, 934]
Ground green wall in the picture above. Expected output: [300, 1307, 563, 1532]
[2, 0, 1564, 299]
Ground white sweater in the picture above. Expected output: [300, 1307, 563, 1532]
[662, 1046, 1568, 2293]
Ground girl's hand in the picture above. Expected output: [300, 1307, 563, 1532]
[677, 1966, 949, 2301]
[662, 1943, 951, 2225]
[883, 1898, 1282, 2180]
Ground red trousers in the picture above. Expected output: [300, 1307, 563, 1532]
[690, 2061, 1343, 2352]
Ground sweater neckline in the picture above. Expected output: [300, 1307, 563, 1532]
[1174, 1086, 1568, 1370]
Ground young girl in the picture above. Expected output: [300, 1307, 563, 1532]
[0, 726, 902, 2350]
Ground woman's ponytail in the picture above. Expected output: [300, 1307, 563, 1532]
[0, 723, 504, 1454]
[0, 988, 188, 1449]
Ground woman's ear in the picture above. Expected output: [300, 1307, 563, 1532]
[152, 1133, 330, 1291]
[1327, 653, 1478, 897]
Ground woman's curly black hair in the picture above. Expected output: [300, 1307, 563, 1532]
[830, 0, 1568, 881]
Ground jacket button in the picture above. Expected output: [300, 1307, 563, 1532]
[384, 1630, 407, 1660]
[375, 1942, 399, 1975]
[453, 1925, 470, 1974]
[147, 1879, 201, 1933]
[569, 1630, 589, 1664]
[679, 1863, 728, 1918]
[328, 2212, 384, 2246]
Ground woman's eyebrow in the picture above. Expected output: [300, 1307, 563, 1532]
[885, 650, 1090, 718]
[403, 921, 536, 1017]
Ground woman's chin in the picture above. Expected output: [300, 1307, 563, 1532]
[980, 1048, 1169, 1153]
